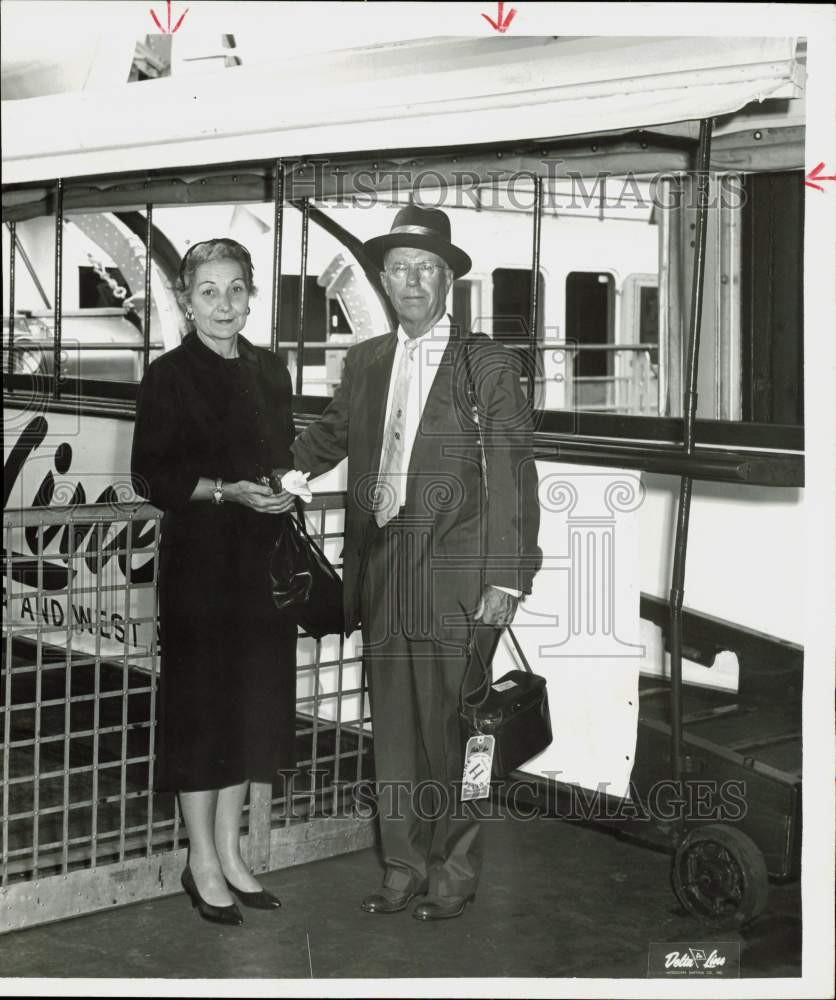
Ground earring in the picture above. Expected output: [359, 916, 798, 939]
[186, 310, 194, 320]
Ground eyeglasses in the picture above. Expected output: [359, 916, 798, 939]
[385, 260, 444, 279]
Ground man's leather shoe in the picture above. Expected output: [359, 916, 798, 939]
[360, 886, 422, 914]
[412, 893, 474, 921]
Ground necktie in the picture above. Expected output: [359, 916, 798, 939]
[375, 339, 418, 526]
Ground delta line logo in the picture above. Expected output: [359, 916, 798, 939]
[648, 941, 740, 978]
[667, 947, 727, 970]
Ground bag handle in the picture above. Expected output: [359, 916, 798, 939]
[291, 495, 311, 536]
[505, 623, 532, 674]
[460, 620, 500, 717]
[459, 621, 531, 735]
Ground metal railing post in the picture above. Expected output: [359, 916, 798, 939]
[247, 783, 273, 873]
[52, 179, 64, 400]
[6, 222, 15, 393]
[270, 159, 285, 355]
[295, 197, 310, 395]
[142, 204, 153, 373]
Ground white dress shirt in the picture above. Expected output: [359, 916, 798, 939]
[377, 316, 521, 601]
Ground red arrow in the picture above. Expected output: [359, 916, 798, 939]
[150, 0, 189, 34]
[482, 1, 517, 33]
[805, 162, 836, 191]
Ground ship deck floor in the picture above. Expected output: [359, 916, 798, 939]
[0, 800, 801, 983]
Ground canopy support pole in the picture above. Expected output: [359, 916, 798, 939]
[527, 174, 543, 408]
[669, 118, 713, 793]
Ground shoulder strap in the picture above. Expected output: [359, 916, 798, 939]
[293, 496, 311, 536]
[462, 341, 488, 498]
[460, 622, 498, 717]
[458, 339, 531, 723]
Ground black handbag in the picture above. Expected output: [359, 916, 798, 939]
[268, 501, 344, 638]
[459, 622, 552, 777]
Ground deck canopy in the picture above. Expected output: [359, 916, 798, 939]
[2, 34, 804, 185]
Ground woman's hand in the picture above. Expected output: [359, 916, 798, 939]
[226, 480, 298, 514]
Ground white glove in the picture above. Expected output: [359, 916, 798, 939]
[281, 469, 312, 503]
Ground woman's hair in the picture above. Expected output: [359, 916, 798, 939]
[174, 238, 256, 317]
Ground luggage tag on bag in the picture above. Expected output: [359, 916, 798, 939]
[461, 733, 495, 801]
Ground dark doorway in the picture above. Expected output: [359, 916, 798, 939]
[491, 268, 544, 344]
[279, 275, 327, 365]
[565, 271, 614, 378]
[639, 284, 659, 367]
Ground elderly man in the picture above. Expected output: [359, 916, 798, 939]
[291, 204, 540, 920]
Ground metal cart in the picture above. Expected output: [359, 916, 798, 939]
[516, 119, 803, 930]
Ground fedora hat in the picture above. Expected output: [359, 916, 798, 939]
[364, 205, 472, 279]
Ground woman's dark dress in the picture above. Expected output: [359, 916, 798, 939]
[131, 332, 297, 792]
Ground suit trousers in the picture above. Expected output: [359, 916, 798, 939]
[361, 514, 483, 898]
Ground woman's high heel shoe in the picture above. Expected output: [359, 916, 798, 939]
[225, 878, 282, 910]
[181, 867, 244, 926]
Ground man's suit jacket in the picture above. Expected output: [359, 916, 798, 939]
[291, 323, 541, 636]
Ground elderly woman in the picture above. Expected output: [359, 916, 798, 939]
[131, 238, 297, 926]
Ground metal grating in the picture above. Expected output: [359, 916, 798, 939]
[1, 494, 373, 930]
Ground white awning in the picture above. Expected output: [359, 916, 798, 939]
[2, 35, 804, 184]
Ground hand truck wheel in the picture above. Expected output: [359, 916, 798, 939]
[671, 823, 769, 929]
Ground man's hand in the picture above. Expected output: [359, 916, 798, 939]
[227, 480, 297, 514]
[475, 587, 519, 627]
